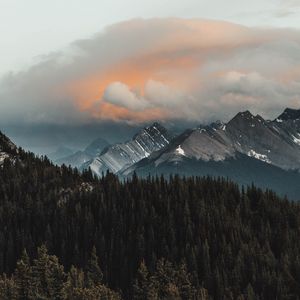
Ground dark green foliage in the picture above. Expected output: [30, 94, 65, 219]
[0, 274, 18, 299]
[133, 259, 202, 299]
[0, 245, 120, 300]
[30, 244, 66, 299]
[14, 250, 31, 299]
[85, 246, 103, 287]
[0, 151, 300, 298]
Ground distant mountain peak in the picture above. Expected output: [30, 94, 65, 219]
[84, 137, 110, 157]
[227, 110, 267, 130]
[134, 122, 170, 141]
[83, 122, 173, 176]
[276, 108, 300, 122]
[47, 146, 74, 162]
[144, 122, 167, 134]
[234, 110, 255, 120]
[149, 121, 163, 128]
[209, 120, 226, 131]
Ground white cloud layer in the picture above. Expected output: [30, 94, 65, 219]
[1, 18, 300, 126]
[103, 82, 148, 111]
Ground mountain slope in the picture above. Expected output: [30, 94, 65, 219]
[55, 137, 109, 168]
[47, 146, 75, 162]
[84, 137, 110, 157]
[120, 108, 300, 199]
[56, 151, 93, 168]
[123, 153, 300, 200]
[276, 107, 300, 122]
[0, 131, 17, 165]
[124, 109, 300, 171]
[226, 110, 300, 170]
[82, 122, 173, 175]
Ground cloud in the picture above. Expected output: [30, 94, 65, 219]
[281, 0, 300, 8]
[1, 18, 300, 126]
[273, 0, 300, 18]
[103, 82, 148, 111]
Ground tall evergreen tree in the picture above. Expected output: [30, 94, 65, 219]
[14, 249, 31, 299]
[85, 246, 103, 288]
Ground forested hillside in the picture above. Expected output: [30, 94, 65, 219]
[0, 149, 300, 299]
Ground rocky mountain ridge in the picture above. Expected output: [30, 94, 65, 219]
[121, 108, 300, 175]
[81, 122, 173, 175]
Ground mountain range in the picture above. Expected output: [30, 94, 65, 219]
[123, 109, 300, 173]
[120, 108, 300, 199]
[1, 107, 300, 199]
[49, 138, 110, 168]
[91, 108, 300, 199]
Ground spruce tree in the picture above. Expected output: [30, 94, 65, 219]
[14, 249, 31, 299]
[85, 246, 103, 288]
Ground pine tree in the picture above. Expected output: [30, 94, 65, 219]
[133, 260, 155, 300]
[30, 244, 66, 299]
[85, 246, 103, 288]
[0, 274, 18, 299]
[14, 249, 31, 299]
[176, 262, 197, 300]
[245, 283, 256, 300]
[63, 266, 85, 299]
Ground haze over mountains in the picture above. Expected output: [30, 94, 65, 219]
[54, 108, 300, 171]
[53, 138, 110, 169]
[1, 107, 300, 199]
[49, 107, 300, 199]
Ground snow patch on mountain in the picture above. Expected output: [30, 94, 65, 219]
[292, 134, 300, 146]
[176, 145, 186, 156]
[247, 150, 271, 164]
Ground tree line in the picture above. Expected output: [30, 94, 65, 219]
[0, 244, 208, 299]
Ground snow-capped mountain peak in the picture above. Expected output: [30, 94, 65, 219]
[121, 108, 300, 177]
[81, 122, 173, 176]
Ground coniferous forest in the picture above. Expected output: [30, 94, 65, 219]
[1, 149, 300, 299]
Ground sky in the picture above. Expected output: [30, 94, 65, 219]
[1, 0, 300, 153]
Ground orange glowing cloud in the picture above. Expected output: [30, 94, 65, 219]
[4, 18, 300, 125]
[66, 52, 198, 111]
[64, 18, 278, 122]
[92, 102, 168, 123]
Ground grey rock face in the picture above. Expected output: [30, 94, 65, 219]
[226, 111, 300, 170]
[82, 122, 173, 176]
[122, 108, 300, 175]
[276, 108, 300, 122]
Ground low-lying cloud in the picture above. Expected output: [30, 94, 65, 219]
[1, 18, 300, 126]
